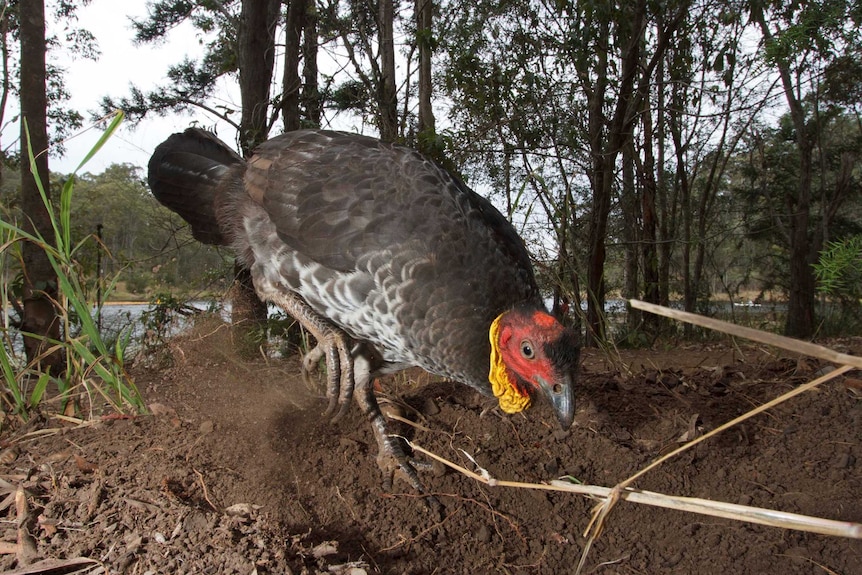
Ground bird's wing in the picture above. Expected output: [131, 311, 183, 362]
[244, 130, 535, 281]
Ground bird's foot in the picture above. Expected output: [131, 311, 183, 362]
[375, 432, 441, 513]
[318, 332, 355, 423]
[356, 379, 440, 512]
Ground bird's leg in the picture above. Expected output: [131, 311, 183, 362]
[353, 355, 440, 511]
[266, 291, 354, 420]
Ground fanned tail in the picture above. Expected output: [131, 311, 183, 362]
[147, 128, 243, 245]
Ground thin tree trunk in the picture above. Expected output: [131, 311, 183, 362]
[621, 142, 640, 333]
[751, 6, 815, 338]
[283, 0, 306, 132]
[237, 0, 279, 155]
[416, 0, 434, 136]
[640, 98, 660, 334]
[233, 0, 280, 358]
[378, 0, 398, 141]
[19, 0, 62, 372]
[585, 4, 645, 345]
[302, 0, 321, 127]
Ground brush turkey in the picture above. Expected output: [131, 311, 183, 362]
[148, 128, 580, 499]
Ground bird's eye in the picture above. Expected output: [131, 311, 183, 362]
[520, 340, 535, 359]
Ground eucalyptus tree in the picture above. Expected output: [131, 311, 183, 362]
[113, 0, 283, 152]
[18, 0, 61, 369]
[748, 0, 862, 337]
[115, 0, 285, 355]
[6, 0, 98, 368]
[440, 0, 692, 344]
[634, 2, 774, 330]
[319, 0, 435, 143]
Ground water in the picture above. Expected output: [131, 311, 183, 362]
[3, 297, 789, 362]
[1, 300, 228, 361]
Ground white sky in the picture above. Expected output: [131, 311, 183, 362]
[50, 0, 236, 174]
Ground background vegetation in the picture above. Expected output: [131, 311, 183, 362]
[1, 0, 861, 394]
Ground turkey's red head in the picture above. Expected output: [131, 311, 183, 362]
[489, 308, 579, 429]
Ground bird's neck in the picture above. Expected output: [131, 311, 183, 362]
[488, 313, 532, 414]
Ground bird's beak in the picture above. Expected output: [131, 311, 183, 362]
[536, 373, 575, 430]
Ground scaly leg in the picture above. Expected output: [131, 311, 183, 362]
[353, 354, 440, 511]
[267, 291, 354, 421]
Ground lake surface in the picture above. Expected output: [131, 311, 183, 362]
[3, 297, 790, 361]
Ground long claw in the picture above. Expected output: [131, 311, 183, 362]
[323, 343, 342, 417]
[355, 372, 441, 513]
[329, 336, 355, 423]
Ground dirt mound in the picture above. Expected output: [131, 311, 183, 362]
[1, 320, 860, 574]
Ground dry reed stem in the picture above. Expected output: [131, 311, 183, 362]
[628, 299, 862, 369]
[405, 439, 862, 539]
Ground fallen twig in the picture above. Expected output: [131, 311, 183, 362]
[194, 468, 218, 511]
[15, 485, 39, 565]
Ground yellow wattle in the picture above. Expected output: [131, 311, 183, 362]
[488, 313, 532, 414]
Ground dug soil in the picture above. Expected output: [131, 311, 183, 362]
[1, 317, 860, 574]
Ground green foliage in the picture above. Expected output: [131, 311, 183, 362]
[139, 292, 200, 351]
[0, 112, 145, 421]
[262, 310, 311, 358]
[0, 1, 100, 158]
[814, 236, 862, 335]
[814, 236, 862, 301]
[735, 110, 862, 301]
[105, 0, 239, 125]
[49, 161, 232, 299]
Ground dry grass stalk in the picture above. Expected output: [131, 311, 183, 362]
[628, 299, 862, 369]
[405, 440, 862, 539]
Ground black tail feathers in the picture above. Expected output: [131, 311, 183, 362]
[147, 128, 243, 245]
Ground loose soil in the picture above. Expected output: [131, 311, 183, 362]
[1, 317, 860, 574]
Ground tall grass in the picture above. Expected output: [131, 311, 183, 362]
[0, 112, 145, 421]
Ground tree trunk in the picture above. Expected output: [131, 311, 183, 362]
[302, 0, 321, 127]
[19, 0, 62, 372]
[233, 0, 280, 358]
[621, 142, 640, 333]
[639, 99, 660, 335]
[378, 0, 398, 141]
[237, 0, 279, 155]
[785, 151, 815, 337]
[416, 0, 434, 136]
[585, 4, 645, 346]
[283, 0, 305, 132]
[751, 5, 815, 338]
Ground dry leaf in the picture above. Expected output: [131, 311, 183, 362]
[311, 541, 338, 558]
[37, 515, 58, 537]
[843, 377, 862, 391]
[0, 447, 19, 465]
[149, 402, 176, 417]
[677, 414, 703, 443]
[73, 455, 98, 474]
